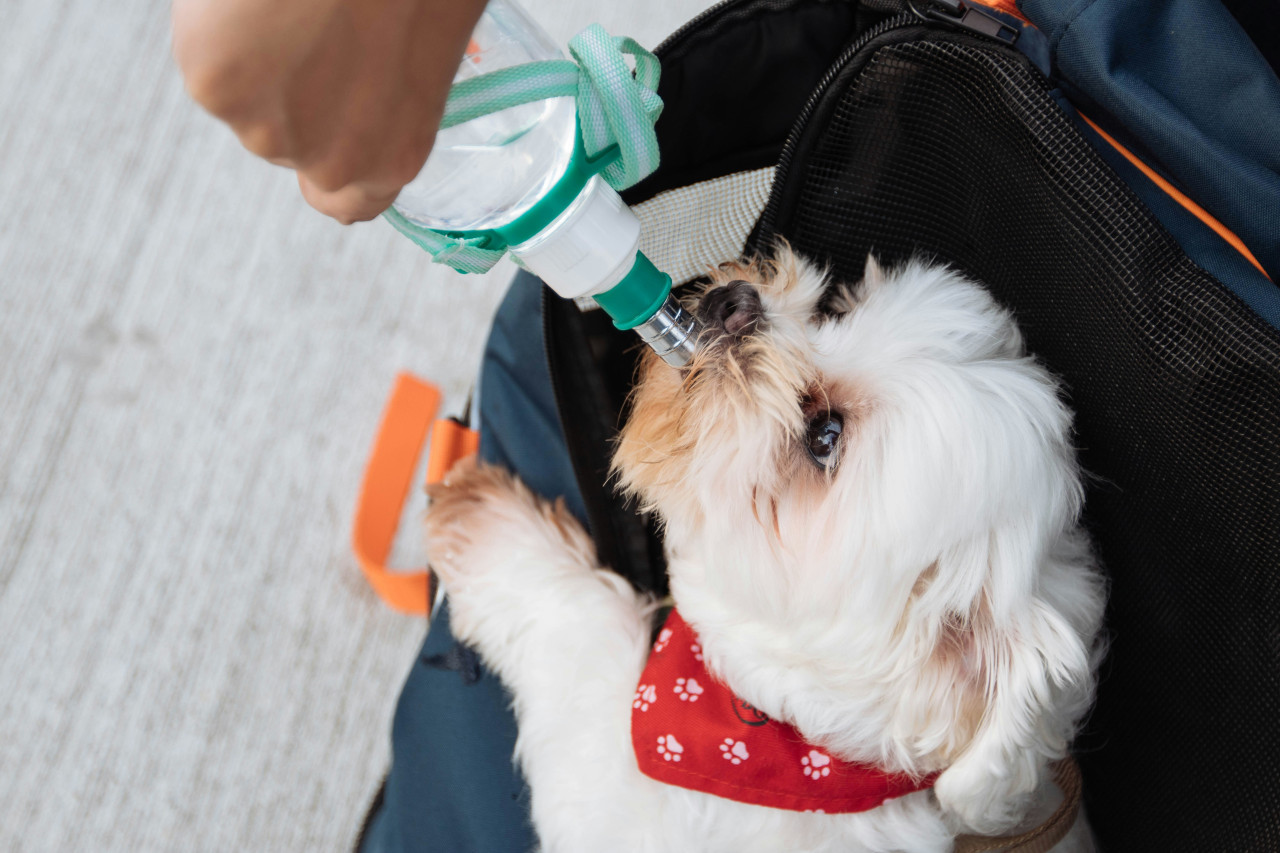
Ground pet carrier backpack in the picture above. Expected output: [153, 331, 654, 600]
[357, 1, 1280, 850]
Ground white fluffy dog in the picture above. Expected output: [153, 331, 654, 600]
[426, 247, 1106, 853]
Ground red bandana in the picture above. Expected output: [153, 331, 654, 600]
[631, 609, 936, 813]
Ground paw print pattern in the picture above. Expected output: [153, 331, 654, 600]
[801, 750, 832, 779]
[633, 683, 657, 712]
[719, 738, 750, 765]
[653, 628, 673, 653]
[690, 642, 703, 661]
[673, 677, 704, 702]
[656, 734, 684, 762]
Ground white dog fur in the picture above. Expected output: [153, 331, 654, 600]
[426, 247, 1106, 852]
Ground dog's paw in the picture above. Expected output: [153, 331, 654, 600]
[424, 461, 595, 592]
[423, 462, 494, 584]
[425, 462, 522, 587]
[934, 754, 1040, 835]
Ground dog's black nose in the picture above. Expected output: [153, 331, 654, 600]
[700, 280, 763, 337]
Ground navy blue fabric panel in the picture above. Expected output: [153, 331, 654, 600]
[362, 271, 581, 853]
[366, 598, 534, 853]
[1051, 89, 1280, 329]
[1022, 0, 1280, 284]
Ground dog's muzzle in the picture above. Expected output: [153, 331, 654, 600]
[698, 280, 763, 339]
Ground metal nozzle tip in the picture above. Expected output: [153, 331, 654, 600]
[632, 294, 703, 368]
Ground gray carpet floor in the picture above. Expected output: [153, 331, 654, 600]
[0, 1, 714, 849]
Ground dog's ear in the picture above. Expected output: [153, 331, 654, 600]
[929, 530, 1100, 834]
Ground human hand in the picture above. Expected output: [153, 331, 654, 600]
[172, 0, 488, 223]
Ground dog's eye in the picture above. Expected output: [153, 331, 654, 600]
[806, 413, 843, 469]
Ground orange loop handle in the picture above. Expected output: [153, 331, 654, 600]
[351, 372, 479, 616]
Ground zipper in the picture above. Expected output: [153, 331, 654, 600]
[907, 0, 1019, 44]
[754, 1, 1019, 242]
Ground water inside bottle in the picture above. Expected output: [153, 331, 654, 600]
[392, 1, 578, 233]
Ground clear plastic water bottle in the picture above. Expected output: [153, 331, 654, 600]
[392, 2, 576, 234]
[390, 0, 700, 367]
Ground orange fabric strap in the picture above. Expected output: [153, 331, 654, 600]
[427, 417, 481, 487]
[1078, 112, 1270, 281]
[971, 0, 1029, 24]
[352, 372, 479, 616]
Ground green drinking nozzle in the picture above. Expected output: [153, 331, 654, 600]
[596, 253, 701, 367]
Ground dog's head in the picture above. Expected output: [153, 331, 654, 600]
[614, 246, 1104, 832]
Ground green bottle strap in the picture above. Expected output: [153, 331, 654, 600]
[386, 23, 663, 275]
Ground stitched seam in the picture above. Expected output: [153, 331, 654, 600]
[1046, 0, 1100, 57]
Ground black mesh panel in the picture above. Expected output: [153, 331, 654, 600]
[757, 33, 1280, 853]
